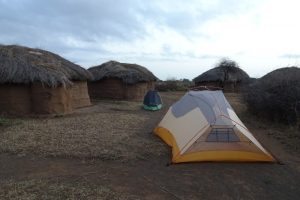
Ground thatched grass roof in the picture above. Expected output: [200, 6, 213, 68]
[193, 65, 250, 84]
[88, 61, 158, 84]
[258, 66, 300, 86]
[244, 66, 300, 125]
[0, 45, 92, 87]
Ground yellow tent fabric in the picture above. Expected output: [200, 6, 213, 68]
[154, 91, 276, 163]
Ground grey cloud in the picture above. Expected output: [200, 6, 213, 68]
[1, 1, 149, 46]
[0, 0, 261, 71]
[0, 0, 153, 64]
[0, 0, 258, 44]
[137, 0, 260, 36]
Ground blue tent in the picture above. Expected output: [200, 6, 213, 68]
[143, 90, 162, 111]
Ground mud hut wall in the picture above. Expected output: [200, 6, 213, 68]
[0, 84, 31, 115]
[88, 79, 155, 101]
[124, 81, 155, 101]
[124, 82, 147, 101]
[31, 83, 72, 114]
[147, 81, 155, 90]
[70, 81, 91, 108]
[88, 78, 125, 100]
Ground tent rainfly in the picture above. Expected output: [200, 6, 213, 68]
[143, 90, 162, 111]
[154, 90, 276, 163]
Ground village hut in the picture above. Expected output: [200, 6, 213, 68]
[244, 66, 300, 125]
[0, 45, 92, 115]
[88, 61, 158, 101]
[193, 59, 250, 92]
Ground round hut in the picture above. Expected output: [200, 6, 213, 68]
[193, 60, 250, 92]
[0, 45, 92, 115]
[258, 67, 300, 86]
[245, 66, 300, 124]
[88, 61, 158, 101]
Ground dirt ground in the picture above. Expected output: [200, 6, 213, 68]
[0, 92, 300, 199]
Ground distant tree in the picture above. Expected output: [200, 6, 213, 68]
[166, 76, 177, 81]
[155, 77, 193, 91]
[216, 58, 240, 82]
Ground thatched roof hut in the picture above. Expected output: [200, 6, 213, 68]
[88, 61, 158, 101]
[0, 44, 92, 86]
[244, 66, 300, 124]
[193, 60, 250, 92]
[0, 45, 92, 115]
[89, 60, 157, 84]
[258, 66, 300, 86]
[193, 66, 250, 83]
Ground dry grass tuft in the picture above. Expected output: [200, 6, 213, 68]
[0, 179, 138, 200]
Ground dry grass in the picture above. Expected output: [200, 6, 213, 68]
[265, 126, 300, 153]
[239, 112, 300, 154]
[0, 101, 167, 161]
[0, 179, 138, 200]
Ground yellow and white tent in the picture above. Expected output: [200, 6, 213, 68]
[154, 91, 275, 163]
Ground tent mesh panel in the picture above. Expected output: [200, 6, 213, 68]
[206, 128, 240, 142]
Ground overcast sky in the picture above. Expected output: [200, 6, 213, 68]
[1, 0, 300, 80]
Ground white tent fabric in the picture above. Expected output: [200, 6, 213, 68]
[154, 90, 275, 163]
